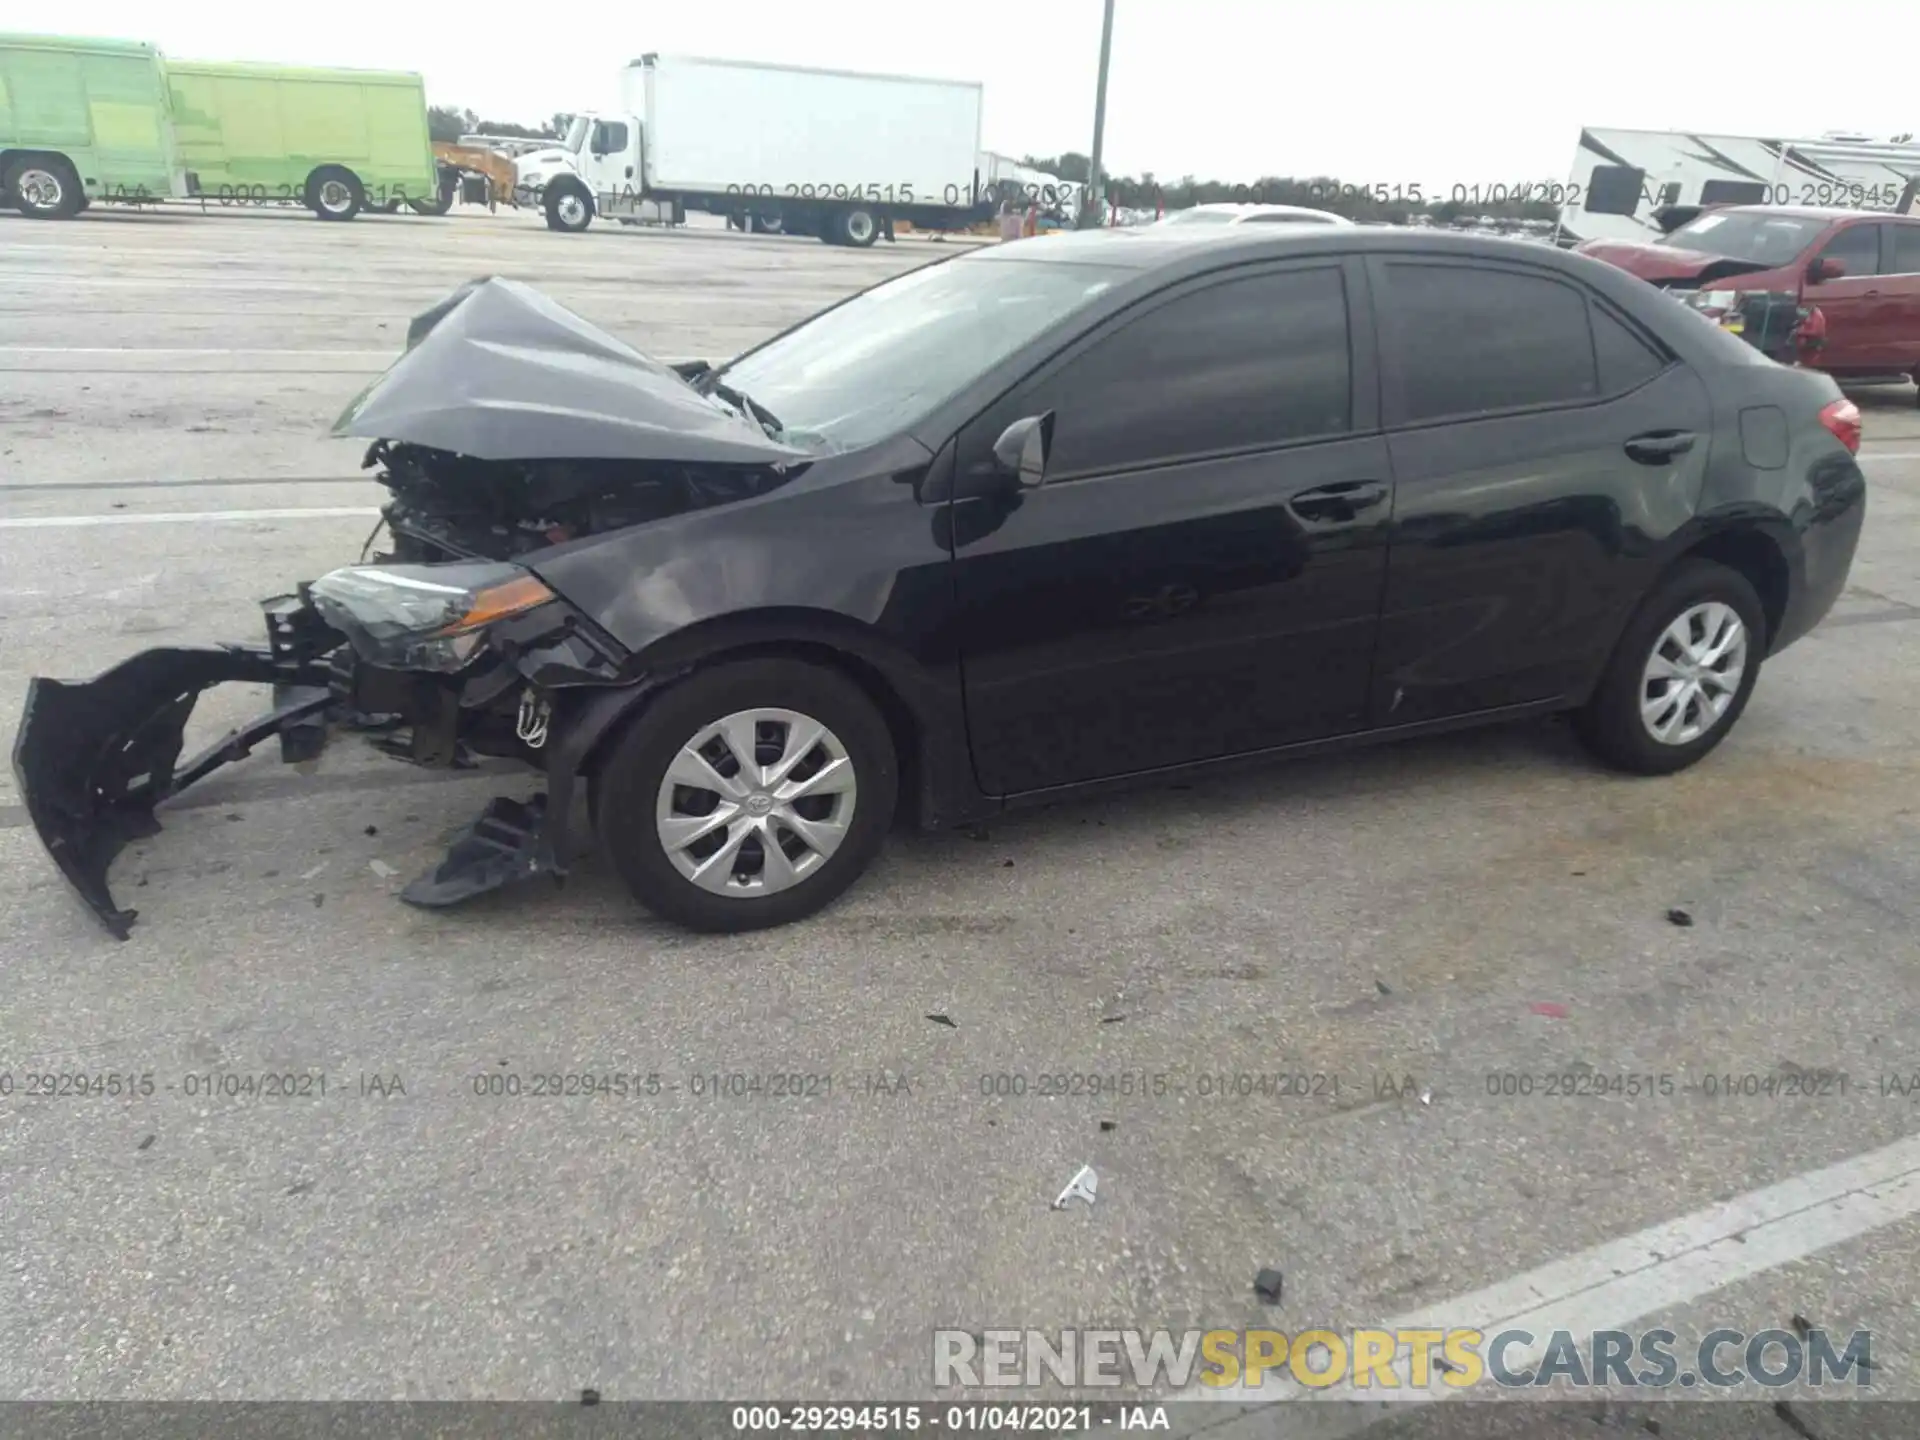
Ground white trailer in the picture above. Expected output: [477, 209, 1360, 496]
[517, 53, 989, 245]
[1554, 127, 1920, 244]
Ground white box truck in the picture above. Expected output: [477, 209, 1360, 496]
[514, 53, 989, 244]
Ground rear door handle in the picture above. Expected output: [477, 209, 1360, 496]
[1290, 481, 1389, 522]
[1624, 431, 1697, 465]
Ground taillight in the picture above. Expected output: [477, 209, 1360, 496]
[1819, 398, 1862, 454]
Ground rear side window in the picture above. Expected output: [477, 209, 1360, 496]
[1386, 263, 1598, 423]
[1816, 224, 1882, 278]
[1889, 224, 1920, 275]
[1592, 305, 1668, 394]
[1043, 267, 1352, 475]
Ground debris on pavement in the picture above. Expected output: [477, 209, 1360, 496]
[1052, 1165, 1097, 1210]
[1419, 1088, 1433, 1106]
[1100, 1014, 1126, 1025]
[364, 824, 379, 836]
[300, 861, 329, 881]
[1530, 1002, 1570, 1018]
[1375, 979, 1392, 996]
[1099, 1120, 1116, 1133]
[926, 1013, 957, 1029]
[370, 859, 398, 879]
[312, 894, 325, 907]
[1666, 907, 1694, 927]
[1253, 1269, 1284, 1304]
[137, 1134, 155, 1151]
[580, 1388, 601, 1406]
[1001, 859, 1014, 868]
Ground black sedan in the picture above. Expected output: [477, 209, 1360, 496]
[13, 226, 1867, 937]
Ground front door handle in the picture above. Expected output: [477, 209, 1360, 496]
[1290, 481, 1388, 523]
[1624, 430, 1697, 465]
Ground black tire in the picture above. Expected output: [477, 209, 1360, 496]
[1573, 558, 1767, 776]
[544, 178, 593, 232]
[593, 658, 898, 932]
[7, 154, 84, 219]
[305, 166, 364, 221]
[836, 205, 880, 248]
[409, 171, 457, 217]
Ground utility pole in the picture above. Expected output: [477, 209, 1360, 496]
[1082, 0, 1115, 228]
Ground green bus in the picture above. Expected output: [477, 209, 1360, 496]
[0, 32, 183, 217]
[165, 59, 437, 220]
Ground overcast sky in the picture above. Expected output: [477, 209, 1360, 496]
[47, 1, 1919, 184]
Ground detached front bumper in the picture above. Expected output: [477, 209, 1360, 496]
[12, 585, 648, 940]
[10, 594, 340, 940]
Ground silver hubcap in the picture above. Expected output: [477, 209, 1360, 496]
[559, 195, 586, 225]
[655, 707, 857, 897]
[319, 180, 352, 211]
[19, 168, 63, 208]
[1640, 601, 1747, 746]
[846, 211, 875, 243]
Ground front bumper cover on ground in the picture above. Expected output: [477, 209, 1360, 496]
[13, 584, 654, 940]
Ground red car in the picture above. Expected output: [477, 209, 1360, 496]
[1579, 206, 1920, 387]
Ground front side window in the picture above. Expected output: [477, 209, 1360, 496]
[1386, 263, 1598, 423]
[592, 121, 629, 155]
[1814, 224, 1883, 279]
[1037, 267, 1353, 476]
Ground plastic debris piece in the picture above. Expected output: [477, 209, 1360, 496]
[1419, 1088, 1433, 1106]
[1099, 1120, 1116, 1133]
[137, 1134, 155, 1151]
[926, 1013, 957, 1029]
[1253, 1269, 1284, 1304]
[1530, 1002, 1570, 1018]
[1052, 1165, 1097, 1210]
[1667, 907, 1694, 927]
[1100, 1015, 1126, 1025]
[1375, 979, 1392, 996]
[370, 859, 398, 879]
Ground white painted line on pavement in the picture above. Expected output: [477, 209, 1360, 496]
[0, 346, 396, 357]
[1182, 1129, 1920, 1437]
[1861, 450, 1920, 461]
[0, 508, 381, 529]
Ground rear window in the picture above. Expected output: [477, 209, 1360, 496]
[1665, 211, 1827, 264]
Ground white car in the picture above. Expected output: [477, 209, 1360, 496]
[1152, 202, 1354, 229]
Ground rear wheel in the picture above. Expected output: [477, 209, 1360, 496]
[7, 155, 84, 219]
[305, 166, 364, 221]
[1573, 559, 1766, 775]
[836, 205, 879, 248]
[593, 659, 897, 932]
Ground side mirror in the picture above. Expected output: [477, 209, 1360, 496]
[1808, 257, 1844, 283]
[992, 413, 1055, 489]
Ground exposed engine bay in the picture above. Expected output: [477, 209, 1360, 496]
[367, 439, 795, 563]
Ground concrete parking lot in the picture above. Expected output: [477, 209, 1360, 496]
[3, 204, 1920, 1432]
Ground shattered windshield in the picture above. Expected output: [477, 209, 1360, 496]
[1664, 212, 1826, 264]
[715, 256, 1129, 453]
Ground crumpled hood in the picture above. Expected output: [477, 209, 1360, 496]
[1577, 240, 1775, 287]
[331, 276, 810, 466]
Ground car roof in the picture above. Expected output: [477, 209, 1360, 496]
[1709, 204, 1920, 223]
[958, 224, 1596, 274]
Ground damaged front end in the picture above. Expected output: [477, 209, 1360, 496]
[14, 275, 810, 938]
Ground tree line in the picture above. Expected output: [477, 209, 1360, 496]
[1021, 151, 1561, 223]
[428, 106, 574, 144]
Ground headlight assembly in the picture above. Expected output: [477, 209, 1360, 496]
[309, 562, 556, 673]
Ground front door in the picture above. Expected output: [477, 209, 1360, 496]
[1880, 222, 1920, 374]
[1805, 221, 1895, 370]
[1367, 256, 1716, 724]
[948, 259, 1394, 796]
[583, 117, 641, 215]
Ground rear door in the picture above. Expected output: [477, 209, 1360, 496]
[948, 258, 1394, 795]
[1368, 255, 1714, 724]
[1804, 221, 1893, 369]
[1881, 222, 1920, 373]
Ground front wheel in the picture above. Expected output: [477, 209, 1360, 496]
[593, 659, 897, 932]
[7, 156, 84, 219]
[1573, 559, 1766, 775]
[545, 180, 593, 232]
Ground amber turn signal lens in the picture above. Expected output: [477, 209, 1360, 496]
[436, 573, 555, 635]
